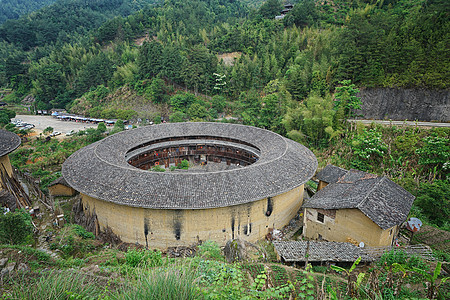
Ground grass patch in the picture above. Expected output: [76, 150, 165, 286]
[8, 270, 103, 300]
[115, 264, 201, 300]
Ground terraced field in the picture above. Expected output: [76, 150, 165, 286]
[411, 225, 450, 254]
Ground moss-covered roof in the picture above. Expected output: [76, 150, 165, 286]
[62, 122, 317, 209]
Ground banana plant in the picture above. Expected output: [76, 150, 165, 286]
[410, 261, 449, 299]
[330, 256, 362, 298]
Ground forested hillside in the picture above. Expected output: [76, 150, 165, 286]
[0, 0, 56, 25]
[0, 0, 162, 50]
[1, 0, 447, 109]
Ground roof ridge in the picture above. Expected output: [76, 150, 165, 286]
[357, 175, 384, 209]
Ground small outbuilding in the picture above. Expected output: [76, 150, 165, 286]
[302, 169, 414, 247]
[48, 176, 76, 197]
[315, 164, 348, 191]
[273, 240, 374, 264]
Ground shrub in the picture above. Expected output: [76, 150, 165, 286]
[197, 240, 223, 261]
[0, 209, 33, 245]
[72, 224, 95, 239]
[177, 159, 189, 170]
[377, 249, 408, 267]
[50, 225, 98, 258]
[151, 165, 166, 172]
[125, 248, 162, 268]
[43, 126, 53, 134]
[312, 266, 328, 273]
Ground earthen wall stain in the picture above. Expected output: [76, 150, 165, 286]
[81, 185, 304, 249]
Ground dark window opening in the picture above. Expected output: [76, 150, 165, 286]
[317, 212, 324, 223]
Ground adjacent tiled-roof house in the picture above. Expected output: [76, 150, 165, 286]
[48, 176, 76, 197]
[303, 168, 415, 247]
[316, 164, 348, 191]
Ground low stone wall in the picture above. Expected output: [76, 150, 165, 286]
[356, 88, 449, 122]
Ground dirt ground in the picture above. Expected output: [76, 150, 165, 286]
[217, 52, 242, 66]
[13, 115, 98, 138]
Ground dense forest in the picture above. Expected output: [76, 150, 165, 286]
[0, 0, 57, 25]
[1, 0, 447, 108]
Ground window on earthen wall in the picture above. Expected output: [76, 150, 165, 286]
[317, 212, 324, 223]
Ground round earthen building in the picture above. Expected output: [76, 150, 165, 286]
[62, 122, 317, 248]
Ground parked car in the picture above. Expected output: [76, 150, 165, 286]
[50, 131, 61, 137]
[65, 130, 75, 136]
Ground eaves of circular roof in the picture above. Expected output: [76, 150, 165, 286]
[0, 129, 21, 157]
[62, 122, 317, 209]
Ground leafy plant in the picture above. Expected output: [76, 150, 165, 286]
[197, 240, 223, 261]
[331, 256, 362, 297]
[125, 248, 162, 268]
[296, 265, 315, 300]
[409, 261, 449, 299]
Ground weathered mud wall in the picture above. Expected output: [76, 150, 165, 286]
[356, 88, 449, 122]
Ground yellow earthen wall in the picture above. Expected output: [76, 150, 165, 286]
[0, 155, 13, 177]
[49, 184, 76, 197]
[81, 185, 304, 249]
[317, 181, 328, 191]
[0, 155, 13, 190]
[303, 208, 397, 247]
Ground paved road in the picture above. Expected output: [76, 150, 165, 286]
[348, 119, 450, 127]
[14, 115, 98, 135]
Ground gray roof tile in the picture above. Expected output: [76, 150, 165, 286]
[0, 129, 21, 157]
[316, 164, 348, 183]
[273, 240, 373, 262]
[63, 122, 318, 209]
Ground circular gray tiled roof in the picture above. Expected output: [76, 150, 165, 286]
[0, 129, 21, 157]
[62, 122, 317, 209]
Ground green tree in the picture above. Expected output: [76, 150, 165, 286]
[415, 136, 450, 178]
[0, 109, 15, 125]
[257, 0, 282, 19]
[334, 80, 362, 119]
[97, 122, 107, 133]
[416, 180, 450, 228]
[149, 77, 167, 104]
[211, 95, 226, 113]
[75, 52, 114, 95]
[283, 93, 337, 148]
[170, 93, 196, 113]
[31, 63, 67, 107]
[283, 0, 318, 27]
[169, 111, 186, 123]
[138, 40, 162, 79]
[113, 119, 124, 133]
[351, 128, 387, 171]
[43, 126, 53, 134]
[187, 103, 208, 121]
